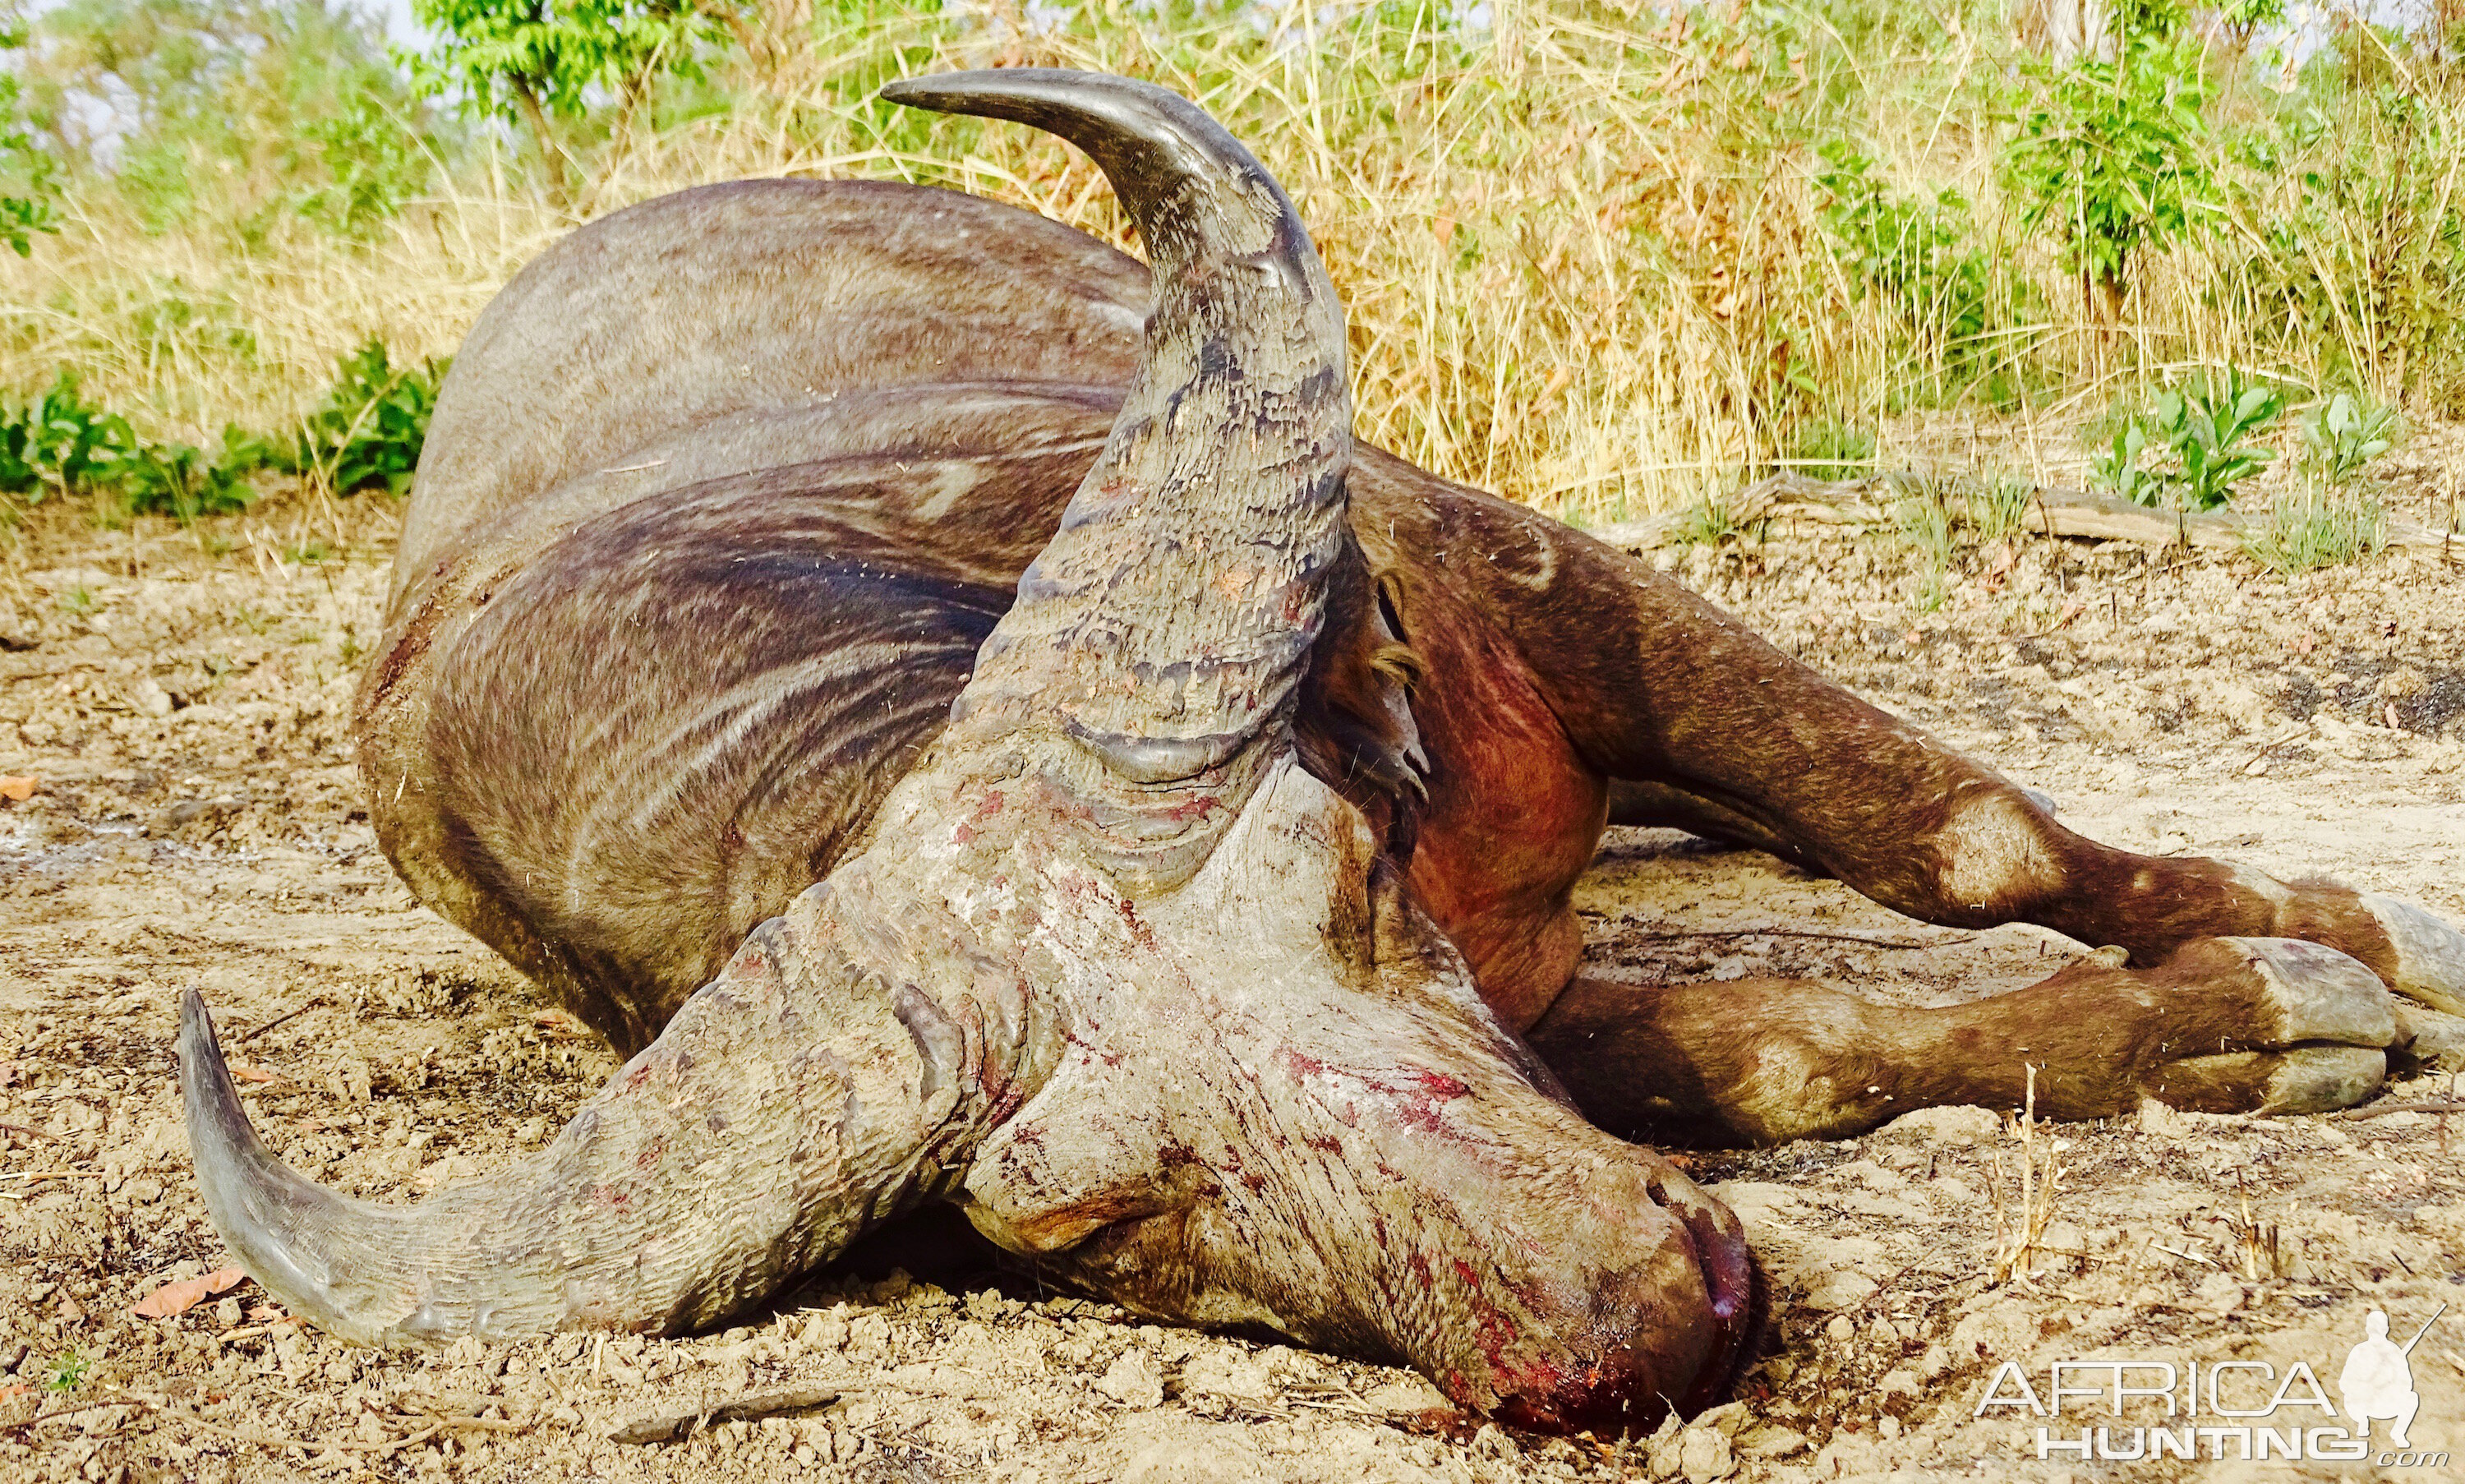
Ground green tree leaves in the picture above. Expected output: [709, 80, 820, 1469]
[2001, 27, 2211, 320]
[403, 1, 725, 194]
[0, 20, 61, 256]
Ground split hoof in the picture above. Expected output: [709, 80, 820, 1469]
[2141, 937, 2395, 1115]
[2227, 936, 2396, 1048]
[2361, 894, 2465, 1017]
[2159, 1046, 2387, 1116]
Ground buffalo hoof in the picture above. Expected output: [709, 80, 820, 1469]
[2361, 894, 2465, 1018]
[2141, 937, 2394, 1116]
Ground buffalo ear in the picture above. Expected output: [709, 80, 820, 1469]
[887, 71, 1353, 830]
[1292, 539, 1430, 820]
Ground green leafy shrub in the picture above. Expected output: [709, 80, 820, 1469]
[2093, 369, 2286, 514]
[2296, 390, 2399, 486]
[0, 21, 60, 257]
[0, 187, 55, 257]
[114, 426, 267, 521]
[20, 1, 444, 241]
[292, 90, 438, 236]
[2238, 85, 2465, 408]
[3, 343, 443, 523]
[280, 339, 446, 495]
[2001, 2, 2210, 321]
[1, 376, 268, 522]
[0, 411, 36, 496]
[7, 375, 141, 498]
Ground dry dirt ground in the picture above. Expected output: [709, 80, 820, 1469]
[4, 486, 2464, 1484]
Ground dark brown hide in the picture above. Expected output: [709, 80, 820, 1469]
[361, 183, 2461, 1077]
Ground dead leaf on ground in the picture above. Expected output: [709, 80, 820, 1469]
[244, 1303, 284, 1324]
[132, 1267, 248, 1320]
[0, 777, 34, 802]
[228, 1064, 285, 1085]
[528, 1010, 594, 1039]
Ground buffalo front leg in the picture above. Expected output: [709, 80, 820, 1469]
[1528, 938, 2395, 1145]
[1452, 508, 2465, 1019]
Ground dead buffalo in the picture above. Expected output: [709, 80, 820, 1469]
[178, 69, 2465, 1434]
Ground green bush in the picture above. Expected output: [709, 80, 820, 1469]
[3, 375, 140, 498]
[113, 426, 267, 521]
[4, 337, 439, 521]
[19, 0, 444, 240]
[2093, 368, 2286, 514]
[2001, 2, 2210, 320]
[0, 21, 60, 257]
[291, 90, 438, 235]
[2296, 391, 2398, 486]
[0, 375, 275, 521]
[1813, 142, 1997, 376]
[280, 339, 446, 495]
[2244, 85, 2465, 409]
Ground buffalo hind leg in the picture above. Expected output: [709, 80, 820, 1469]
[1501, 525, 2465, 1020]
[1527, 938, 2394, 1146]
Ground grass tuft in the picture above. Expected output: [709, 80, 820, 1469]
[2243, 486, 2385, 574]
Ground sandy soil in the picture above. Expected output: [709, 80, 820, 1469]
[4, 488, 2463, 1483]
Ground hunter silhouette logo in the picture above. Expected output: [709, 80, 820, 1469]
[2340, 1307, 2437, 1450]
[1975, 1304, 2449, 1467]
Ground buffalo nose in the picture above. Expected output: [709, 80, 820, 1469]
[1418, 1153, 1752, 1437]
[1494, 1184, 1753, 1435]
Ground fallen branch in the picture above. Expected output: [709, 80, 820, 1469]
[1624, 928, 1974, 951]
[2320, 1099, 2465, 1122]
[607, 1385, 845, 1445]
[1579, 472, 2463, 559]
[238, 996, 329, 1044]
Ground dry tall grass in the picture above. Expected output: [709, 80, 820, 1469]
[2, 0, 2459, 523]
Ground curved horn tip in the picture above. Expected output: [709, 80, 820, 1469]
[179, 986, 262, 1159]
[877, 69, 1259, 220]
[180, 986, 389, 1344]
[878, 67, 1163, 114]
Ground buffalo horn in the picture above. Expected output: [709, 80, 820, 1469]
[177, 883, 997, 1344]
[882, 70, 1353, 802]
